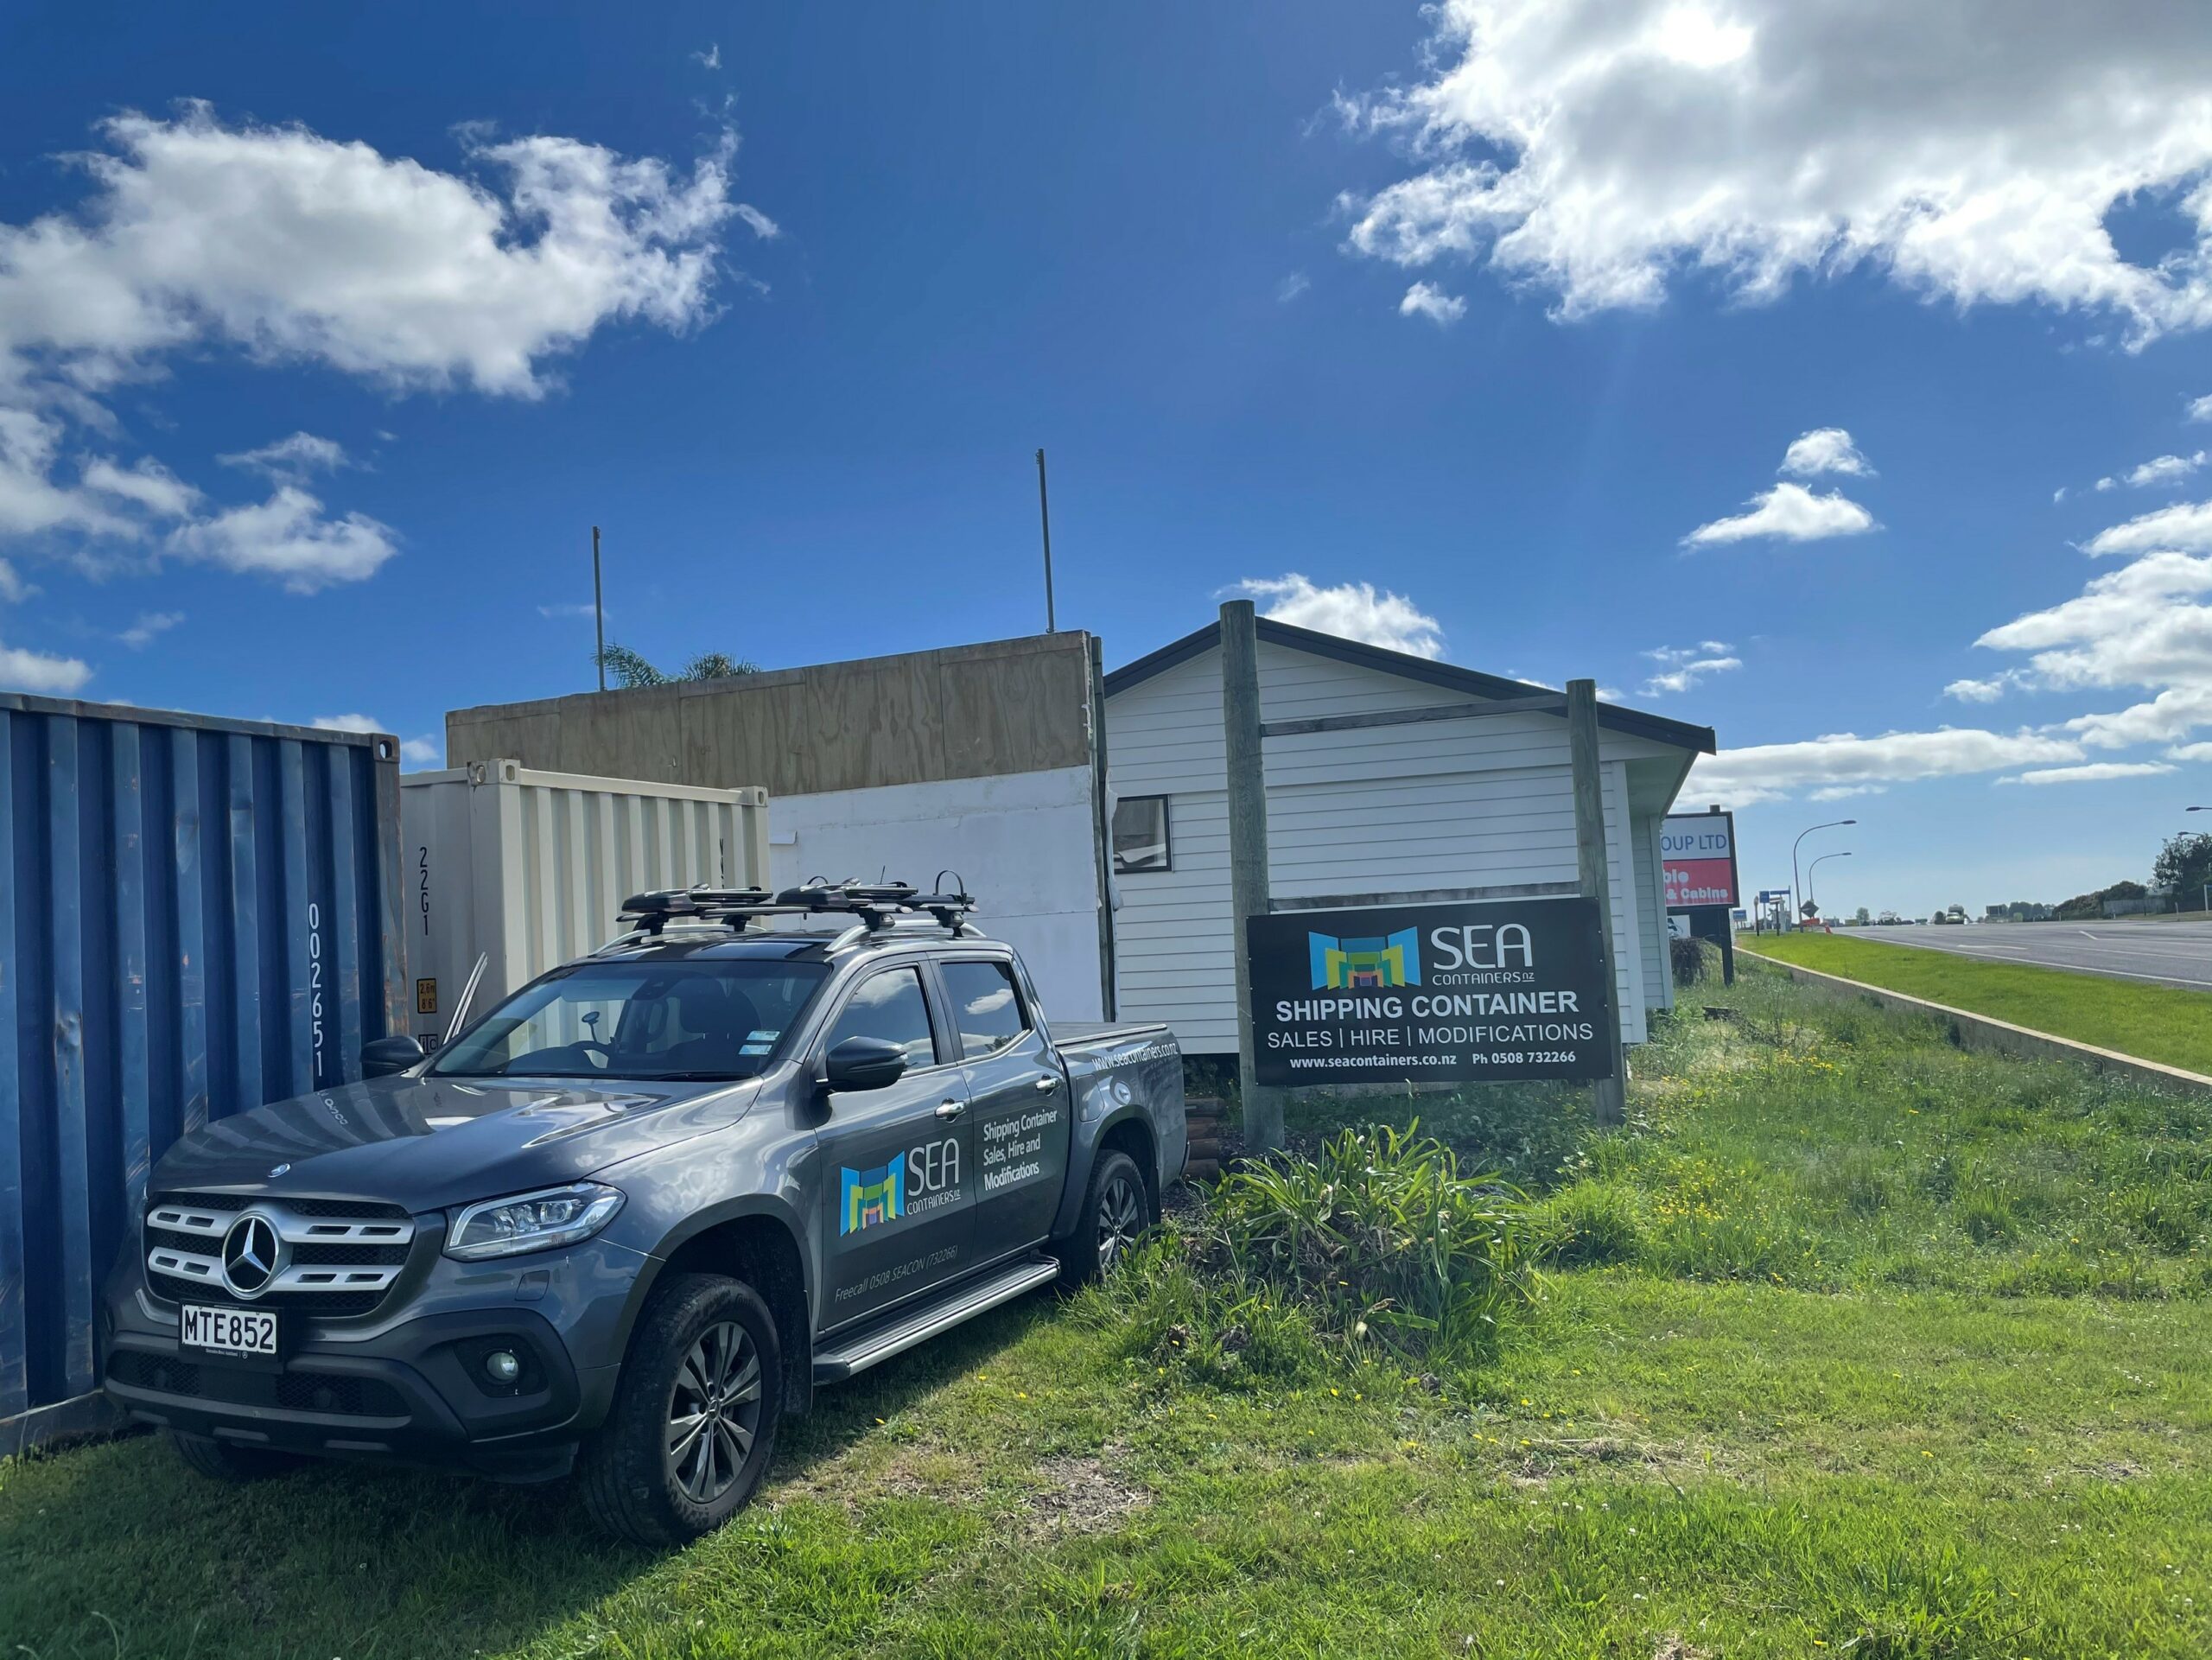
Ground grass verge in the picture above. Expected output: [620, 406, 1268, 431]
[7, 976, 2212, 1657]
[1746, 927, 2212, 1075]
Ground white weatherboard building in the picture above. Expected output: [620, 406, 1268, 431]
[1101, 618, 1716, 1056]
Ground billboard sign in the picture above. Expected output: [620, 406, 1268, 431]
[1662, 811, 1739, 909]
[1245, 897, 1615, 1086]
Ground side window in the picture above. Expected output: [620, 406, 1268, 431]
[1112, 796, 1172, 873]
[823, 968, 938, 1068]
[940, 960, 1028, 1059]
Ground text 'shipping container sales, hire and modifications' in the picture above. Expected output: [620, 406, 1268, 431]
[1245, 897, 1616, 1086]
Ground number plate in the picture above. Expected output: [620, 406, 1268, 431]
[181, 1304, 278, 1357]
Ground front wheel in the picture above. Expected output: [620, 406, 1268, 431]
[579, 1273, 782, 1546]
[1058, 1148, 1153, 1288]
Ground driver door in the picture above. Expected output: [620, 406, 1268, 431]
[812, 964, 976, 1331]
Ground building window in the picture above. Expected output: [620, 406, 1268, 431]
[1112, 796, 1172, 874]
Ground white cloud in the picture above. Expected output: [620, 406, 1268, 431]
[537, 601, 601, 620]
[312, 713, 386, 735]
[399, 735, 441, 766]
[2166, 741, 2212, 762]
[1640, 641, 1740, 696]
[1779, 428, 1872, 479]
[1809, 784, 1885, 802]
[1683, 480, 1876, 546]
[0, 106, 737, 398]
[1231, 573, 1445, 658]
[0, 106, 749, 591]
[219, 431, 348, 481]
[1998, 761, 2176, 786]
[1398, 282, 1466, 325]
[118, 609, 182, 648]
[0, 557, 31, 602]
[692, 42, 721, 70]
[1970, 546, 2212, 752]
[1278, 271, 1311, 303]
[1688, 728, 2082, 807]
[2190, 394, 2212, 423]
[2095, 452, 2208, 493]
[1338, 0, 2212, 346]
[0, 640, 91, 694]
[732, 203, 780, 241]
[1944, 676, 2006, 704]
[170, 486, 397, 593]
[2052, 487, 2069, 505]
[2082, 500, 2212, 557]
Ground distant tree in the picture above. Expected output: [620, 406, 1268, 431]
[1854, 906, 1871, 925]
[2154, 833, 2212, 912]
[594, 644, 760, 689]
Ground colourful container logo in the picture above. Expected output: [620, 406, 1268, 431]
[1308, 926, 1422, 990]
[840, 1161, 905, 1235]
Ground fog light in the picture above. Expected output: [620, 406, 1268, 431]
[483, 1349, 522, 1384]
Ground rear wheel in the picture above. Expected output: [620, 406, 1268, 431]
[1058, 1148, 1152, 1288]
[168, 1431, 301, 1483]
[579, 1273, 782, 1547]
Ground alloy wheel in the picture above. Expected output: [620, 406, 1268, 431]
[664, 1319, 762, 1504]
[1096, 1172, 1144, 1273]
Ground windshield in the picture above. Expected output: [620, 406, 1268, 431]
[429, 958, 830, 1082]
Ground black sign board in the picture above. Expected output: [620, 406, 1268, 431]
[1245, 896, 1616, 1086]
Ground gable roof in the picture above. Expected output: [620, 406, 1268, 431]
[1103, 616, 1717, 755]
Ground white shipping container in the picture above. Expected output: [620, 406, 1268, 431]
[401, 760, 770, 1046]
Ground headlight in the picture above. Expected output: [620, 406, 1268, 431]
[445, 1182, 625, 1261]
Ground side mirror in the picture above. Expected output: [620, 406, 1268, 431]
[362, 1034, 427, 1078]
[823, 1036, 907, 1093]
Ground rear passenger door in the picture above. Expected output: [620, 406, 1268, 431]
[937, 957, 1070, 1253]
[812, 964, 976, 1331]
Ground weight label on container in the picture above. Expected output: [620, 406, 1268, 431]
[416, 978, 438, 1014]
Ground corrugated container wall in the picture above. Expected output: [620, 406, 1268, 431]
[400, 760, 770, 1044]
[1, 696, 405, 1441]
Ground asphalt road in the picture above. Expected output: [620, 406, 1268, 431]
[1836, 919, 2212, 991]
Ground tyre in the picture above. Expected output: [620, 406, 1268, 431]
[168, 1431, 301, 1483]
[1058, 1148, 1153, 1288]
[579, 1273, 782, 1547]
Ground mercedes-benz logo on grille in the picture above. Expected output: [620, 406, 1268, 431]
[219, 1212, 285, 1298]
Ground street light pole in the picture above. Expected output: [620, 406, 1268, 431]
[1807, 849, 1852, 920]
[1791, 818, 1857, 929]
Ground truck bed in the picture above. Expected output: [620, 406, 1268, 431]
[1051, 1020, 1185, 1187]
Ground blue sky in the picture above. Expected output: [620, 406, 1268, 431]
[3, 0, 2210, 919]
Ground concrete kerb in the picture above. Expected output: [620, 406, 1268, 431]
[1737, 946, 2212, 1097]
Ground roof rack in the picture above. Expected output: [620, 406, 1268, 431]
[606, 876, 981, 946]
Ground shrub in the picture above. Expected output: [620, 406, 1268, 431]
[1200, 1123, 1537, 1364]
[1670, 934, 1709, 987]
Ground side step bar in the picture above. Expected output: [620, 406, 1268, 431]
[813, 1255, 1060, 1383]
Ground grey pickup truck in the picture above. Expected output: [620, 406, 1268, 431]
[100, 882, 1184, 1543]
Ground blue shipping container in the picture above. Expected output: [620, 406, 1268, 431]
[0, 695, 405, 1441]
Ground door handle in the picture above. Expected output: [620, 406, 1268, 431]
[1033, 1076, 1060, 1093]
[935, 1099, 967, 1120]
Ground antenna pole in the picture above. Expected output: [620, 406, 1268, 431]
[592, 525, 607, 691]
[1035, 448, 1056, 633]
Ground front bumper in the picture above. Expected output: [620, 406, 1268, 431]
[101, 1233, 647, 1481]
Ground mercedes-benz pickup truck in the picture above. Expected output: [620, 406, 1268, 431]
[101, 883, 1184, 1544]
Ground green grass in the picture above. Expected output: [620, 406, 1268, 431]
[1745, 926, 2212, 1075]
[9, 977, 2212, 1657]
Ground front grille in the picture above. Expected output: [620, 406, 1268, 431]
[108, 1351, 405, 1418]
[143, 1192, 420, 1320]
[149, 1192, 407, 1221]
